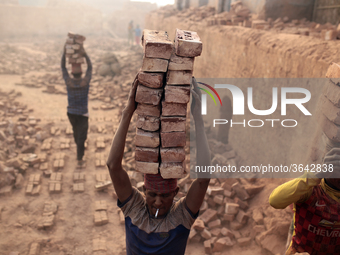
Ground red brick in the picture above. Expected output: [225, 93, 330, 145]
[236, 210, 249, 224]
[160, 147, 185, 162]
[160, 117, 186, 132]
[210, 228, 222, 237]
[141, 58, 169, 73]
[225, 203, 239, 215]
[203, 240, 212, 254]
[161, 132, 186, 148]
[159, 162, 186, 179]
[207, 187, 224, 196]
[168, 53, 194, 71]
[221, 227, 234, 238]
[135, 147, 159, 163]
[175, 29, 202, 57]
[252, 208, 264, 225]
[136, 104, 160, 117]
[193, 219, 205, 231]
[251, 20, 268, 29]
[237, 237, 252, 247]
[135, 129, 159, 148]
[207, 197, 216, 207]
[208, 219, 221, 229]
[161, 101, 187, 117]
[136, 115, 160, 131]
[135, 84, 163, 105]
[213, 194, 224, 205]
[230, 221, 243, 230]
[164, 85, 190, 104]
[201, 229, 212, 239]
[137, 72, 164, 88]
[232, 182, 250, 200]
[213, 237, 234, 252]
[166, 70, 192, 85]
[200, 208, 218, 224]
[142, 29, 172, 59]
[326, 62, 340, 79]
[324, 30, 337, 41]
[234, 197, 249, 210]
[135, 161, 159, 174]
[244, 184, 265, 197]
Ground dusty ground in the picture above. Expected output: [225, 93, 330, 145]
[0, 36, 290, 255]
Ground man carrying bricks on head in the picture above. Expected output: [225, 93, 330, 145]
[107, 77, 211, 255]
[269, 147, 340, 254]
[61, 43, 92, 167]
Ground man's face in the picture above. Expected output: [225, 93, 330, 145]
[144, 187, 179, 218]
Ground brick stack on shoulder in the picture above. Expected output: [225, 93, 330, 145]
[135, 28, 202, 179]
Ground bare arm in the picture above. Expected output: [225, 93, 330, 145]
[80, 45, 92, 82]
[61, 48, 70, 81]
[107, 76, 138, 202]
[185, 77, 211, 215]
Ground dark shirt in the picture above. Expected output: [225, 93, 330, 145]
[118, 188, 198, 255]
[61, 54, 92, 115]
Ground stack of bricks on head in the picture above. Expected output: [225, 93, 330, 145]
[319, 62, 340, 149]
[65, 32, 86, 71]
[134, 29, 202, 179]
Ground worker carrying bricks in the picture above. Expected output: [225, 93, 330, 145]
[106, 77, 211, 255]
[269, 147, 340, 254]
[61, 33, 92, 167]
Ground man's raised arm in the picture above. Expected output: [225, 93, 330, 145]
[107, 76, 138, 202]
[185, 77, 211, 215]
[61, 47, 69, 81]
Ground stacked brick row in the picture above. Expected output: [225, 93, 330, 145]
[65, 32, 86, 66]
[318, 63, 340, 144]
[134, 29, 202, 179]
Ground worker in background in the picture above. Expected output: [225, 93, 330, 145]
[269, 140, 340, 254]
[106, 77, 210, 255]
[134, 24, 142, 46]
[61, 44, 92, 167]
[128, 20, 134, 46]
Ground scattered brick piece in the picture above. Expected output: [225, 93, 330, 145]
[232, 182, 250, 200]
[32, 185, 41, 196]
[73, 183, 84, 193]
[237, 237, 252, 247]
[28, 242, 40, 255]
[175, 29, 202, 57]
[204, 240, 212, 254]
[193, 219, 205, 231]
[93, 238, 107, 252]
[95, 200, 108, 211]
[225, 203, 239, 215]
[95, 180, 112, 191]
[208, 219, 221, 229]
[94, 210, 108, 226]
[200, 208, 218, 224]
[73, 172, 85, 183]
